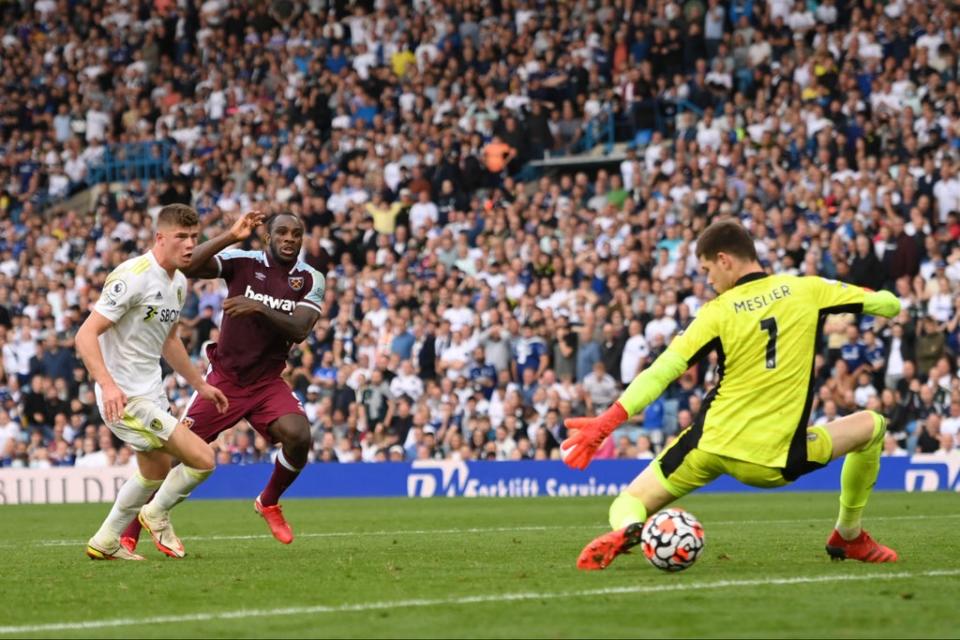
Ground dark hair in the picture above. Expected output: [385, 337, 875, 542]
[695, 219, 759, 262]
[266, 212, 302, 233]
[157, 204, 199, 228]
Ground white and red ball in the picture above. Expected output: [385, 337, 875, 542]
[640, 508, 705, 572]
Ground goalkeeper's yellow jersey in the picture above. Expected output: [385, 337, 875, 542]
[666, 273, 871, 473]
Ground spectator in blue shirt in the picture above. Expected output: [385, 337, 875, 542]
[391, 320, 415, 360]
[468, 346, 497, 400]
[840, 324, 867, 374]
[230, 430, 260, 465]
[312, 350, 338, 399]
[643, 396, 665, 433]
[325, 43, 349, 73]
[39, 334, 75, 383]
[512, 322, 548, 382]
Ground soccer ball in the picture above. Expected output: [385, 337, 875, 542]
[640, 508, 705, 572]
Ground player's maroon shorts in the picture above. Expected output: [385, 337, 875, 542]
[182, 367, 305, 443]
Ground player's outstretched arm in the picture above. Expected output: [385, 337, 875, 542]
[562, 304, 719, 470]
[862, 290, 900, 318]
[75, 311, 126, 423]
[561, 351, 688, 470]
[222, 297, 321, 344]
[183, 210, 265, 279]
[815, 277, 900, 318]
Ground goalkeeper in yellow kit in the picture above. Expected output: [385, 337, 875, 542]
[564, 220, 900, 570]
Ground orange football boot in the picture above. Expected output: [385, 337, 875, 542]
[577, 522, 644, 570]
[825, 529, 898, 563]
[255, 496, 294, 544]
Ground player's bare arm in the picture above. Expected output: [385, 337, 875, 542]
[161, 322, 229, 414]
[182, 210, 265, 279]
[221, 297, 320, 344]
[75, 310, 126, 422]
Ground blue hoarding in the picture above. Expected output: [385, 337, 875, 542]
[189, 455, 960, 500]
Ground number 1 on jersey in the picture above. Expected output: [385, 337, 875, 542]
[760, 317, 778, 369]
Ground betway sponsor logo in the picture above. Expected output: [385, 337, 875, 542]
[406, 460, 628, 498]
[244, 285, 296, 312]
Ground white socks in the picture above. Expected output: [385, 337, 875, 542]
[93, 473, 162, 545]
[145, 464, 213, 515]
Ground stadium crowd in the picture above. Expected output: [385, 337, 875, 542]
[2, 0, 960, 469]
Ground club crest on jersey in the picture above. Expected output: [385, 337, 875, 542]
[255, 272, 266, 281]
[182, 416, 195, 429]
[288, 276, 304, 291]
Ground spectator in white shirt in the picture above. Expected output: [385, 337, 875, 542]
[935, 433, 955, 456]
[582, 361, 620, 411]
[786, 1, 815, 33]
[84, 101, 110, 142]
[815, 400, 839, 426]
[390, 360, 425, 402]
[409, 190, 440, 235]
[620, 319, 650, 384]
[881, 432, 908, 457]
[854, 372, 878, 408]
[933, 162, 960, 223]
[442, 292, 476, 332]
[439, 328, 475, 381]
[696, 110, 722, 151]
[644, 304, 678, 344]
[74, 436, 112, 468]
[940, 401, 960, 439]
[815, 0, 838, 25]
[0, 410, 19, 455]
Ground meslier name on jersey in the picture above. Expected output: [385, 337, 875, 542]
[733, 285, 792, 314]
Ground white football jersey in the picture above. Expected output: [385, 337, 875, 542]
[93, 250, 187, 399]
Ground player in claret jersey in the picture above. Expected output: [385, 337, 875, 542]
[121, 211, 324, 548]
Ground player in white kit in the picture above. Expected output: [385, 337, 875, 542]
[76, 204, 229, 560]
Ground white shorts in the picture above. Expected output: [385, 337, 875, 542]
[95, 390, 179, 452]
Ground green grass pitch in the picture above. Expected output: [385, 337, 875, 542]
[0, 492, 958, 638]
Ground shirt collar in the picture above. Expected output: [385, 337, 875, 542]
[733, 271, 768, 288]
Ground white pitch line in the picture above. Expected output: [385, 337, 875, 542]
[11, 512, 960, 550]
[25, 525, 575, 548]
[1, 569, 958, 635]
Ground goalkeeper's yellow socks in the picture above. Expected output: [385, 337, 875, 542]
[609, 491, 648, 530]
[836, 411, 886, 540]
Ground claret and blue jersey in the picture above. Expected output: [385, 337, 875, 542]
[210, 249, 325, 386]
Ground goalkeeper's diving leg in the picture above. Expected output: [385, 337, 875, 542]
[576, 462, 679, 570]
[562, 395, 691, 571]
[823, 410, 898, 563]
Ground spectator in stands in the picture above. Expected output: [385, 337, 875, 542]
[6, 0, 960, 468]
[915, 415, 943, 454]
[882, 432, 909, 457]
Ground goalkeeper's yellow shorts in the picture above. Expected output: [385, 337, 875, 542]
[652, 425, 834, 498]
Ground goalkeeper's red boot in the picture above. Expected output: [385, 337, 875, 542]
[577, 522, 644, 570]
[255, 496, 294, 544]
[825, 529, 898, 563]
